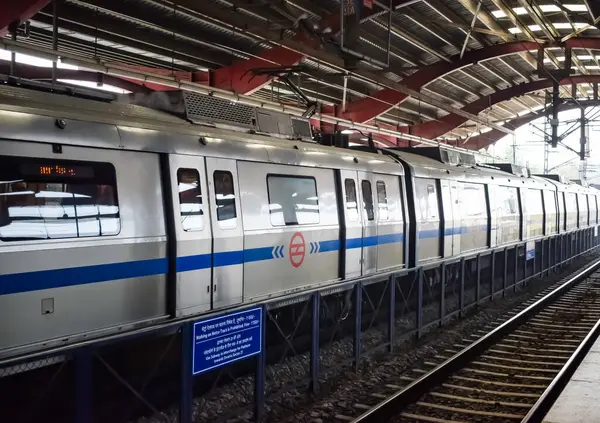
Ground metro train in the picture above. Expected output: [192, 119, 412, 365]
[0, 85, 598, 357]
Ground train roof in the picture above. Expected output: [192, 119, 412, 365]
[0, 85, 403, 175]
[382, 148, 551, 190]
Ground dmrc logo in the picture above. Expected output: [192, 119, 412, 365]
[289, 232, 306, 268]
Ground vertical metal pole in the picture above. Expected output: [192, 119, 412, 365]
[513, 246, 518, 292]
[475, 255, 481, 304]
[386, 0, 392, 66]
[310, 292, 320, 394]
[532, 243, 536, 279]
[340, 0, 345, 51]
[491, 251, 496, 298]
[9, 28, 16, 76]
[439, 264, 446, 326]
[52, 0, 59, 84]
[74, 348, 93, 423]
[388, 275, 396, 353]
[503, 248, 508, 293]
[459, 258, 465, 317]
[522, 244, 527, 288]
[254, 305, 266, 422]
[551, 81, 560, 148]
[180, 323, 193, 423]
[353, 282, 362, 371]
[342, 74, 348, 112]
[416, 269, 423, 339]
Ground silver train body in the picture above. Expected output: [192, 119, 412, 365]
[0, 86, 597, 358]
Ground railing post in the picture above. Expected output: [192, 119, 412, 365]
[491, 251, 496, 298]
[74, 347, 93, 423]
[439, 263, 446, 326]
[513, 246, 518, 292]
[388, 274, 396, 353]
[353, 282, 362, 371]
[417, 268, 424, 339]
[310, 291, 320, 394]
[254, 305, 266, 422]
[459, 258, 465, 318]
[180, 323, 193, 423]
[515, 244, 527, 286]
[503, 248, 508, 293]
[475, 255, 481, 304]
[532, 242, 536, 279]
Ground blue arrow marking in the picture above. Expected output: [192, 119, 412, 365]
[316, 241, 320, 253]
[278, 245, 284, 258]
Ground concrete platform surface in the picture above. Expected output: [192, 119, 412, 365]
[543, 337, 600, 423]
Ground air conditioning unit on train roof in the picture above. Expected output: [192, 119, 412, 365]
[392, 146, 476, 166]
[536, 174, 570, 184]
[113, 90, 313, 142]
[485, 163, 531, 178]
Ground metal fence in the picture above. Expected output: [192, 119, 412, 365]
[1, 228, 598, 423]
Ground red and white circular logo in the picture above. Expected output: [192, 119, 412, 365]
[289, 232, 306, 268]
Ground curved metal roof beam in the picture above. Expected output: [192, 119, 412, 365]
[340, 37, 600, 124]
[464, 99, 600, 150]
[410, 75, 600, 139]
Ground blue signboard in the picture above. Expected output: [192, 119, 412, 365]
[526, 241, 535, 260]
[192, 307, 263, 375]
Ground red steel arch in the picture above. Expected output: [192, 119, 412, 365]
[411, 75, 600, 139]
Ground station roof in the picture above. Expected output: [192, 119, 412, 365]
[1, 0, 600, 151]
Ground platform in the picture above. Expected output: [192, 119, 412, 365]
[543, 335, 600, 423]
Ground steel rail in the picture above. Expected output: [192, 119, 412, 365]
[522, 306, 600, 422]
[350, 256, 600, 423]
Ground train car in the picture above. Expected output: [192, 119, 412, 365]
[0, 86, 410, 357]
[0, 84, 597, 359]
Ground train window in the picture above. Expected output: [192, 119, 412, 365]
[345, 179, 359, 222]
[565, 192, 578, 230]
[414, 178, 438, 221]
[361, 180, 375, 221]
[177, 168, 204, 231]
[376, 181, 388, 221]
[267, 175, 319, 226]
[578, 193, 589, 227]
[0, 156, 119, 241]
[543, 190, 558, 235]
[527, 189, 544, 237]
[213, 171, 237, 229]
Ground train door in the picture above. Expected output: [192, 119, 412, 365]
[449, 182, 461, 255]
[358, 171, 377, 274]
[374, 174, 404, 270]
[340, 170, 362, 278]
[206, 158, 244, 309]
[169, 154, 213, 317]
[440, 179, 455, 257]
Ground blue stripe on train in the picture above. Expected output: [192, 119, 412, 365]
[1, 229, 458, 295]
[0, 258, 169, 296]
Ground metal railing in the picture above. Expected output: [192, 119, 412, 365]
[0, 227, 598, 423]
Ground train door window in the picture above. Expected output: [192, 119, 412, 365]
[345, 179, 359, 222]
[361, 180, 374, 221]
[527, 189, 544, 237]
[0, 156, 120, 241]
[414, 178, 439, 221]
[213, 170, 237, 229]
[578, 194, 589, 227]
[543, 190, 558, 234]
[565, 192, 578, 229]
[267, 175, 319, 226]
[177, 168, 204, 231]
[588, 194, 596, 225]
[376, 181, 388, 221]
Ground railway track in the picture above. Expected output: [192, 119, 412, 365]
[338, 259, 600, 423]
